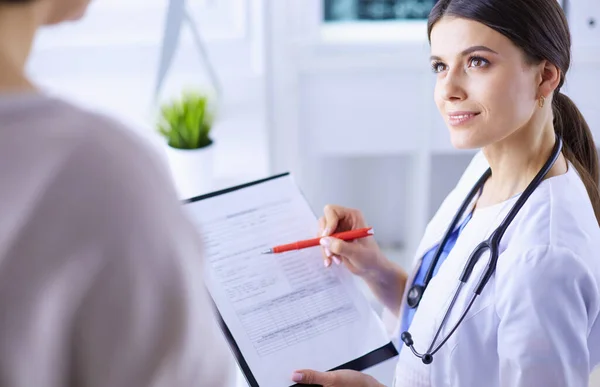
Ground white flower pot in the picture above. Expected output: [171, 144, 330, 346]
[164, 143, 214, 199]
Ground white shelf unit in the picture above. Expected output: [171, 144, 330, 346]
[265, 0, 600, 270]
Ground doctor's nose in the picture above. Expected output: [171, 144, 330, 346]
[439, 72, 467, 102]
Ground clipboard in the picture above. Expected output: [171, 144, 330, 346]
[182, 173, 399, 387]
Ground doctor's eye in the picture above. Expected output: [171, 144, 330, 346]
[431, 61, 447, 73]
[467, 56, 490, 69]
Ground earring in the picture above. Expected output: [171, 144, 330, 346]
[539, 95, 545, 108]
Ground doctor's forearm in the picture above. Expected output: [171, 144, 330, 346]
[362, 259, 407, 316]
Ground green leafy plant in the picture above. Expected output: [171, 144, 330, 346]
[157, 91, 215, 149]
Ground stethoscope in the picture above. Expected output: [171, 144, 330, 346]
[401, 134, 563, 365]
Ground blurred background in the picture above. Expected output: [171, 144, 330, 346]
[28, 0, 599, 384]
[28, 0, 600, 269]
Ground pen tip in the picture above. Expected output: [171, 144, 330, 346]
[261, 249, 273, 254]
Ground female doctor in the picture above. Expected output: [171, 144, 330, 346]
[291, 0, 600, 386]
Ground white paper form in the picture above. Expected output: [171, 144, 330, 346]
[183, 175, 393, 387]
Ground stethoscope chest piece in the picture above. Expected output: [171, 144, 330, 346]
[407, 284, 425, 308]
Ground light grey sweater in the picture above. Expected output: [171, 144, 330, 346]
[0, 93, 233, 386]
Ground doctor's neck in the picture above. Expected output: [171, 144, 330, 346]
[0, 3, 40, 93]
[478, 108, 568, 208]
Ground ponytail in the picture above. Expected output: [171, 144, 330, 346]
[553, 92, 600, 225]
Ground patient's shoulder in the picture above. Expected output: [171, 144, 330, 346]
[33, 96, 180, 226]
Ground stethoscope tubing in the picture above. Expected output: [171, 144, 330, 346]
[403, 134, 564, 364]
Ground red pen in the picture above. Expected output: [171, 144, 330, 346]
[261, 227, 374, 254]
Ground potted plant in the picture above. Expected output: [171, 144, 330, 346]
[157, 90, 216, 197]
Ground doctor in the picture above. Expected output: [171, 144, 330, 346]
[291, 0, 600, 386]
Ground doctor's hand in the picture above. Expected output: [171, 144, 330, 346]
[319, 204, 407, 317]
[318, 204, 386, 278]
[291, 368, 385, 387]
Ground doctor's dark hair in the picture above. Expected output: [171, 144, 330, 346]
[428, 0, 600, 225]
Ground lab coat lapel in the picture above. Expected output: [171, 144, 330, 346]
[397, 174, 485, 329]
[397, 254, 424, 328]
[414, 190, 477, 263]
[396, 189, 471, 334]
[396, 152, 490, 341]
[414, 152, 490, 260]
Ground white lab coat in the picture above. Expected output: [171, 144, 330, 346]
[392, 151, 600, 387]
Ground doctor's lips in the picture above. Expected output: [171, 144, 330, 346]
[261, 227, 374, 254]
[447, 111, 481, 126]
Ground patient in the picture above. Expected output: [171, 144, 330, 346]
[0, 0, 232, 386]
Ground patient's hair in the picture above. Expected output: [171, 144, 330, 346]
[428, 0, 600, 225]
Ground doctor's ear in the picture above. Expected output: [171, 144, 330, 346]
[536, 60, 561, 99]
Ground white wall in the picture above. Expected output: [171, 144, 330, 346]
[27, 0, 270, 190]
[594, 369, 600, 387]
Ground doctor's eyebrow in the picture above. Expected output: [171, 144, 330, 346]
[430, 45, 499, 62]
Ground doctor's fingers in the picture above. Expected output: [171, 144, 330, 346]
[320, 237, 361, 261]
[318, 216, 333, 266]
[323, 204, 363, 235]
[322, 205, 341, 237]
